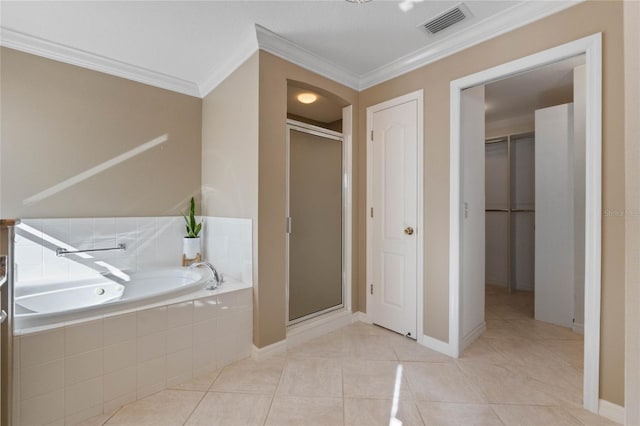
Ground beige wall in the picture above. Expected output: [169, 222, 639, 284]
[257, 51, 359, 347]
[0, 48, 202, 219]
[202, 53, 259, 220]
[624, 0, 640, 421]
[201, 52, 260, 342]
[359, 1, 625, 405]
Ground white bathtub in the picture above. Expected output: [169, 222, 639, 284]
[14, 267, 212, 330]
[12, 270, 253, 425]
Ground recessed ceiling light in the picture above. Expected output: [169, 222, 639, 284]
[399, 0, 423, 12]
[297, 93, 318, 104]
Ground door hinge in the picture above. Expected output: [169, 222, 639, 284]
[286, 217, 292, 234]
[370, 130, 374, 141]
[370, 283, 373, 295]
[370, 207, 374, 218]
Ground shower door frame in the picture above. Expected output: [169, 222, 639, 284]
[285, 119, 348, 326]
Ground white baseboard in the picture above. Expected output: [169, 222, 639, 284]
[253, 309, 356, 360]
[286, 309, 353, 349]
[598, 399, 624, 424]
[251, 339, 286, 361]
[572, 322, 585, 335]
[352, 311, 371, 324]
[462, 322, 487, 352]
[419, 334, 456, 358]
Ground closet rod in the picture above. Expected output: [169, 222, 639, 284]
[485, 138, 508, 145]
[510, 131, 535, 141]
[487, 131, 534, 141]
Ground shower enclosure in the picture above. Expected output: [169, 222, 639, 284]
[286, 121, 345, 324]
[1, 219, 18, 426]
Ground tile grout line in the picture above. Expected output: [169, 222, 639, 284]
[341, 356, 346, 426]
[399, 358, 427, 426]
[262, 355, 288, 425]
[101, 405, 123, 425]
[181, 388, 209, 425]
[486, 403, 507, 426]
[205, 367, 224, 392]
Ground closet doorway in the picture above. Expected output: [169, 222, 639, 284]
[450, 34, 602, 412]
[483, 55, 585, 330]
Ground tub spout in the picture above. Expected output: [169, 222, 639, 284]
[189, 261, 224, 290]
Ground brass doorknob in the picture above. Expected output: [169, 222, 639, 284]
[404, 227, 414, 235]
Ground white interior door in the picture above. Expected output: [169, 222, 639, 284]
[369, 96, 419, 338]
[535, 103, 575, 328]
[461, 85, 486, 345]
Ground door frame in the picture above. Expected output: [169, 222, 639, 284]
[285, 118, 349, 326]
[366, 89, 424, 341]
[449, 33, 602, 412]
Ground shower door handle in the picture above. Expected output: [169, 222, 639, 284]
[0, 309, 6, 324]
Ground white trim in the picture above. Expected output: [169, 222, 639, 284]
[598, 399, 625, 425]
[462, 321, 487, 352]
[198, 34, 258, 97]
[416, 90, 425, 346]
[0, 27, 201, 97]
[624, 3, 640, 424]
[419, 334, 456, 358]
[286, 309, 353, 349]
[359, 1, 582, 90]
[343, 105, 354, 314]
[449, 33, 602, 413]
[572, 323, 584, 335]
[255, 24, 359, 90]
[352, 311, 372, 324]
[251, 340, 287, 361]
[366, 89, 424, 341]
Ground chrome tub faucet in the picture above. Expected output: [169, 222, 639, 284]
[189, 261, 224, 290]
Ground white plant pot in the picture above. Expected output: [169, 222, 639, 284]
[183, 237, 201, 259]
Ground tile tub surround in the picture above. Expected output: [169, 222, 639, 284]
[202, 216, 253, 286]
[14, 216, 252, 285]
[12, 287, 252, 426]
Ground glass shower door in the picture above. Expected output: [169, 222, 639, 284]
[287, 125, 344, 323]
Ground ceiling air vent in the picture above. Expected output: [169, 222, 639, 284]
[420, 3, 471, 35]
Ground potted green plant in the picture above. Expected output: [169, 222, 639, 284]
[183, 196, 202, 260]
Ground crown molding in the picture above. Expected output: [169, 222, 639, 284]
[358, 0, 584, 90]
[255, 24, 360, 91]
[0, 27, 201, 97]
[0, 1, 584, 98]
[198, 33, 258, 98]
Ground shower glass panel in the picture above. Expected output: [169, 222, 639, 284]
[288, 127, 343, 323]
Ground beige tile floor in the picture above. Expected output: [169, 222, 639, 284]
[81, 286, 618, 426]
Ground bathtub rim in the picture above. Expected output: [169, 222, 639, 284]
[15, 267, 208, 319]
[14, 277, 252, 336]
